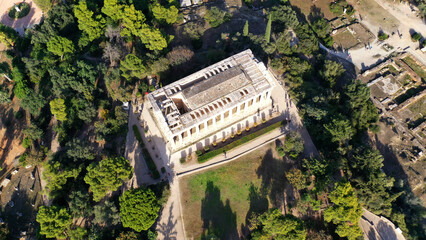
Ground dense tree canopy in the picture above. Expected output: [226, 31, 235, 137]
[36, 206, 72, 239]
[324, 182, 363, 240]
[250, 209, 306, 240]
[84, 156, 133, 201]
[74, 0, 106, 41]
[47, 36, 75, 60]
[50, 98, 68, 121]
[119, 187, 160, 232]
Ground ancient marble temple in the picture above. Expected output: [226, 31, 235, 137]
[143, 50, 277, 164]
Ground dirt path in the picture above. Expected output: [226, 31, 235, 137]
[338, 0, 426, 70]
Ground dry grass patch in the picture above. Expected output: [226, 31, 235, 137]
[180, 143, 287, 239]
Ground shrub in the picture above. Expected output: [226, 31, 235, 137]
[411, 32, 422, 42]
[198, 121, 286, 163]
[329, 3, 344, 15]
[212, 141, 217, 147]
[180, 158, 186, 164]
[196, 150, 203, 156]
[378, 32, 389, 41]
[8, 3, 31, 19]
[204, 146, 210, 152]
[205, 7, 231, 28]
[22, 137, 31, 148]
[276, 146, 285, 157]
[237, 130, 242, 135]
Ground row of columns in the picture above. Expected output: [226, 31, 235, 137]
[172, 90, 270, 146]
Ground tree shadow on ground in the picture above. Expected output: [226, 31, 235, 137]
[256, 149, 293, 208]
[156, 202, 177, 240]
[241, 182, 269, 236]
[201, 181, 238, 240]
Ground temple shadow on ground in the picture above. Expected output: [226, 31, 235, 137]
[200, 181, 238, 240]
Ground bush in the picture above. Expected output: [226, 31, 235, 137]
[276, 146, 285, 157]
[378, 32, 389, 41]
[196, 150, 203, 156]
[8, 3, 31, 19]
[198, 121, 286, 163]
[411, 32, 422, 42]
[204, 146, 210, 152]
[205, 7, 231, 28]
[329, 3, 344, 15]
[22, 137, 31, 148]
[180, 158, 186, 164]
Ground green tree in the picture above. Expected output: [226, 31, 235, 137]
[50, 98, 67, 121]
[251, 209, 306, 240]
[69, 227, 88, 240]
[265, 14, 272, 44]
[243, 20, 249, 37]
[286, 168, 308, 190]
[43, 158, 82, 197]
[320, 60, 345, 88]
[151, 4, 179, 25]
[120, 5, 146, 38]
[93, 200, 121, 226]
[324, 182, 363, 240]
[84, 156, 133, 201]
[270, 5, 299, 29]
[20, 90, 46, 116]
[283, 131, 304, 159]
[119, 54, 147, 81]
[69, 190, 93, 218]
[47, 36, 75, 60]
[36, 206, 72, 239]
[34, 0, 52, 12]
[0, 88, 10, 104]
[0, 23, 18, 48]
[138, 25, 169, 51]
[344, 80, 378, 131]
[74, 0, 106, 41]
[294, 23, 319, 55]
[66, 138, 95, 161]
[102, 0, 123, 22]
[119, 187, 160, 232]
[23, 124, 43, 142]
[324, 117, 353, 150]
[205, 7, 231, 28]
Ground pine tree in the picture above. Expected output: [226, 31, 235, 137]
[265, 15, 272, 43]
[243, 20, 249, 37]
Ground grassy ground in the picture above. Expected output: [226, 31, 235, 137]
[402, 56, 426, 80]
[408, 95, 426, 120]
[333, 30, 359, 49]
[290, 0, 338, 20]
[180, 143, 291, 239]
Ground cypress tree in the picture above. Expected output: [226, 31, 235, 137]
[243, 20, 249, 37]
[265, 14, 272, 43]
